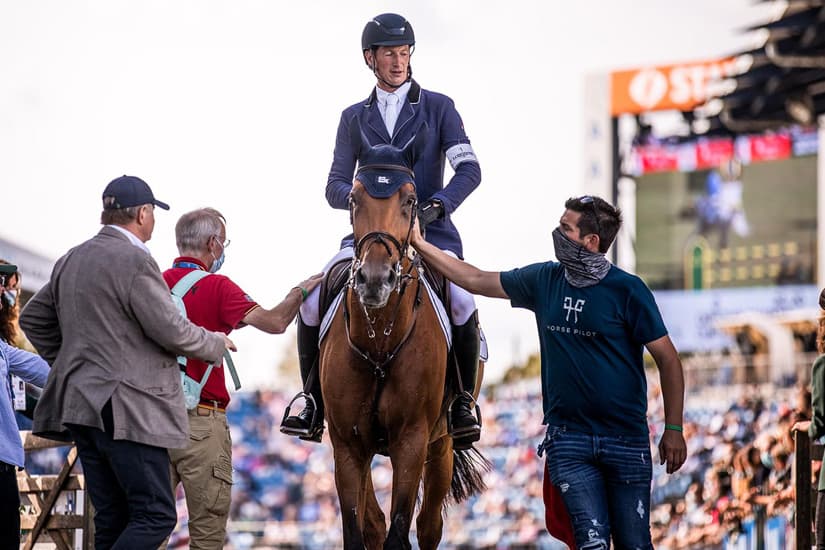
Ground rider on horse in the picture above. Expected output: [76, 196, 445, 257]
[281, 12, 483, 448]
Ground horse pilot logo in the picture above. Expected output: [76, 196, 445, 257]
[563, 297, 585, 323]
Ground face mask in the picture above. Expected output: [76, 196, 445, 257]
[2, 290, 16, 307]
[760, 451, 773, 469]
[210, 251, 225, 273]
[552, 228, 611, 288]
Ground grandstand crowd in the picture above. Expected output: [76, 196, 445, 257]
[21, 367, 807, 549]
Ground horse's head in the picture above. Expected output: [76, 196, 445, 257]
[348, 121, 426, 309]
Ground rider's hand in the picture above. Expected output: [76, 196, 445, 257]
[223, 334, 237, 352]
[417, 199, 444, 226]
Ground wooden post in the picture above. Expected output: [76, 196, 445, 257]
[795, 429, 812, 550]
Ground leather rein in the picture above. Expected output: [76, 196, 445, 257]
[344, 198, 423, 379]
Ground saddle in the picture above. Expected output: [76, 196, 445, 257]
[318, 254, 454, 456]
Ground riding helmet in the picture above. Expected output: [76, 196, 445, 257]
[361, 13, 415, 52]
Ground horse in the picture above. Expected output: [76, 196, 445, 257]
[319, 125, 487, 549]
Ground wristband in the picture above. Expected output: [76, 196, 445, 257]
[665, 424, 683, 433]
[294, 286, 308, 302]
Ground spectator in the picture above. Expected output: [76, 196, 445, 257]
[794, 291, 825, 548]
[19, 175, 235, 548]
[163, 207, 321, 548]
[408, 194, 686, 547]
[0, 263, 49, 548]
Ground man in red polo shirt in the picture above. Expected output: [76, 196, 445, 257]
[163, 207, 321, 548]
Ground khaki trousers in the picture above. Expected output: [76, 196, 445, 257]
[168, 406, 233, 549]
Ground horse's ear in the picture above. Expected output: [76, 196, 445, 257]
[401, 122, 428, 168]
[349, 116, 372, 159]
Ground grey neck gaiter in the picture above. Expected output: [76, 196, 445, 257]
[552, 228, 611, 288]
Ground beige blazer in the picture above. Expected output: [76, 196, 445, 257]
[20, 226, 225, 449]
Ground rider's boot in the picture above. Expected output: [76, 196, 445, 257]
[449, 310, 481, 450]
[280, 317, 324, 443]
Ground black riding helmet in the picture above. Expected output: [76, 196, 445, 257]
[361, 13, 415, 88]
[361, 13, 415, 52]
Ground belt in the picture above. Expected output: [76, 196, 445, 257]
[0, 461, 19, 473]
[196, 402, 226, 415]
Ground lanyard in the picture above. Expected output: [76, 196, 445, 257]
[173, 261, 205, 271]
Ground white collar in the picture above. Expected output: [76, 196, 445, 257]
[107, 224, 151, 255]
[375, 81, 411, 106]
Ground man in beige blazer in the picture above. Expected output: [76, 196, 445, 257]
[20, 175, 235, 549]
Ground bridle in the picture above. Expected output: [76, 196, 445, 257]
[344, 187, 421, 379]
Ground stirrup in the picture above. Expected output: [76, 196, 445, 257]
[447, 391, 482, 440]
[280, 392, 321, 439]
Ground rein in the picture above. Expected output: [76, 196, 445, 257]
[342, 255, 422, 379]
[344, 196, 420, 379]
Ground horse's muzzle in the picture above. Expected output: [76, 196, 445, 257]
[354, 263, 397, 308]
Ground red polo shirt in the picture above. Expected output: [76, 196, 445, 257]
[163, 257, 259, 408]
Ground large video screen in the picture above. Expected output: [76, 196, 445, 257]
[634, 154, 816, 291]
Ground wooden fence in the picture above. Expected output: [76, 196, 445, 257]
[17, 431, 93, 549]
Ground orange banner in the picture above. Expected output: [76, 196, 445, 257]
[610, 58, 738, 115]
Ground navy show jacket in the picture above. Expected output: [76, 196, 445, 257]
[326, 80, 481, 258]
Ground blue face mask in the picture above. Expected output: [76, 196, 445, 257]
[3, 289, 16, 307]
[210, 251, 225, 273]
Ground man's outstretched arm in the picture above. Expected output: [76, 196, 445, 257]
[411, 219, 508, 299]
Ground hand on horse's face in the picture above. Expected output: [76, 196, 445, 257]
[411, 217, 424, 246]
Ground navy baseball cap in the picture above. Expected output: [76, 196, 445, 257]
[102, 175, 170, 210]
[0, 263, 17, 275]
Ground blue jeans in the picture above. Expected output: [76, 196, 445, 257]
[540, 425, 653, 550]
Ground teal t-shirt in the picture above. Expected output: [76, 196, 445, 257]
[500, 262, 667, 435]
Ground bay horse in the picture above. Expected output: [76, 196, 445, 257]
[319, 124, 487, 549]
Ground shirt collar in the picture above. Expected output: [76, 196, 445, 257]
[375, 80, 411, 106]
[173, 257, 208, 270]
[107, 225, 150, 255]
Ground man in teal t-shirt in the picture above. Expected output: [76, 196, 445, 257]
[410, 195, 686, 548]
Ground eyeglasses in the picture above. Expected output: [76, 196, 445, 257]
[213, 235, 231, 249]
[579, 195, 601, 237]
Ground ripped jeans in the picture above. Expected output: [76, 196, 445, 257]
[539, 425, 653, 550]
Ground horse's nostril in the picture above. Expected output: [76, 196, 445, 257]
[387, 269, 397, 285]
[355, 269, 366, 285]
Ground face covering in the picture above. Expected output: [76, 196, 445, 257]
[552, 228, 611, 288]
[210, 251, 225, 273]
[3, 289, 16, 307]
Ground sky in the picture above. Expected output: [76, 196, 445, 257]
[0, 0, 778, 388]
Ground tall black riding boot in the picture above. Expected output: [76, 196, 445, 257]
[449, 311, 481, 449]
[280, 317, 324, 443]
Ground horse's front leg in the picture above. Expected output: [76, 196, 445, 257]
[361, 470, 386, 549]
[416, 435, 453, 550]
[384, 425, 429, 550]
[332, 445, 370, 550]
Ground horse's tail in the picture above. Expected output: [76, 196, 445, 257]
[449, 446, 491, 503]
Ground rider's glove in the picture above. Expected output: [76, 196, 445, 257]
[417, 199, 444, 226]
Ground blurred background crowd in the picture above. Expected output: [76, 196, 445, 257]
[21, 364, 809, 549]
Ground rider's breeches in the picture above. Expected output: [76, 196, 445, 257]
[442, 250, 477, 325]
[298, 246, 477, 326]
[299, 247, 354, 326]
